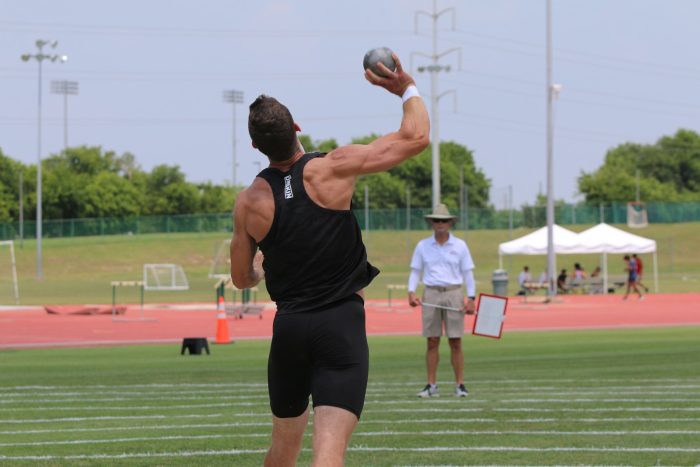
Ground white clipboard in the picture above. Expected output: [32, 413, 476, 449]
[471, 293, 508, 339]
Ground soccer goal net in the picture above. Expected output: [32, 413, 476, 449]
[209, 239, 232, 279]
[0, 241, 20, 306]
[143, 264, 189, 291]
[627, 202, 649, 229]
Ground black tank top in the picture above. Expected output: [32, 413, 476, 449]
[256, 153, 380, 314]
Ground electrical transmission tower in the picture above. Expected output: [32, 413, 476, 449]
[413, 0, 461, 209]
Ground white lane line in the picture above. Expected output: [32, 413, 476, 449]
[0, 395, 269, 404]
[1, 445, 699, 460]
[1, 394, 699, 406]
[2, 429, 699, 448]
[501, 398, 700, 403]
[2, 388, 700, 400]
[1, 414, 224, 424]
[0, 449, 267, 460]
[0, 421, 274, 435]
[1, 379, 697, 391]
[4, 416, 700, 435]
[347, 446, 700, 453]
[354, 429, 700, 436]
[0, 402, 255, 412]
[494, 408, 700, 412]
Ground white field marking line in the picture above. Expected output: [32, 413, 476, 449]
[493, 407, 700, 412]
[501, 398, 700, 403]
[352, 429, 700, 436]
[3, 429, 700, 448]
[0, 421, 274, 435]
[2, 445, 700, 460]
[346, 446, 700, 453]
[0, 433, 268, 447]
[0, 449, 268, 461]
[2, 387, 700, 398]
[0, 402, 260, 412]
[1, 413, 224, 424]
[2, 378, 698, 390]
[509, 417, 700, 423]
[5, 416, 700, 435]
[0, 395, 270, 404]
[0, 399, 493, 412]
[487, 390, 700, 396]
[0, 389, 268, 402]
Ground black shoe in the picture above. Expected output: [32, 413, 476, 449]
[455, 384, 469, 397]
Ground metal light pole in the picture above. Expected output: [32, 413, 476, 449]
[414, 0, 461, 209]
[50, 80, 79, 150]
[545, 2, 564, 296]
[545, 0, 556, 296]
[21, 40, 67, 279]
[223, 90, 244, 186]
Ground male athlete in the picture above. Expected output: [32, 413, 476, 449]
[230, 53, 429, 466]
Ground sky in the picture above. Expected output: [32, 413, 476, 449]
[2, 0, 700, 208]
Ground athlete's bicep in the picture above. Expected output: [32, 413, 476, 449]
[326, 134, 411, 177]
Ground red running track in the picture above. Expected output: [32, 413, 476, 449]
[0, 293, 698, 349]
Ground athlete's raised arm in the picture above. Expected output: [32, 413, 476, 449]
[325, 53, 430, 177]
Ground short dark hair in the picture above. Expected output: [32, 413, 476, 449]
[248, 95, 298, 162]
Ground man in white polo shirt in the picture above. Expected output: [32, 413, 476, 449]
[407, 203, 476, 398]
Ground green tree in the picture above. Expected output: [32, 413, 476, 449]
[198, 182, 238, 213]
[82, 172, 143, 217]
[0, 149, 25, 222]
[145, 165, 199, 215]
[578, 129, 700, 203]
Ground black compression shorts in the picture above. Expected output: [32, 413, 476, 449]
[267, 294, 369, 419]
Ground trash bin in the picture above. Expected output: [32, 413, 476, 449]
[492, 269, 509, 296]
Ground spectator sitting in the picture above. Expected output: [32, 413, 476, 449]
[570, 263, 588, 281]
[589, 266, 604, 294]
[517, 266, 532, 295]
[557, 269, 569, 293]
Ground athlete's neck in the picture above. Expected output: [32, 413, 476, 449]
[268, 149, 305, 171]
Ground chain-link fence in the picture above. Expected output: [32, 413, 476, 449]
[1, 201, 700, 241]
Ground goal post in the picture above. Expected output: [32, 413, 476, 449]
[209, 239, 232, 279]
[627, 201, 649, 229]
[143, 264, 189, 291]
[0, 240, 19, 306]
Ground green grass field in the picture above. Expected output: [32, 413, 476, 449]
[1, 327, 699, 465]
[2, 222, 700, 305]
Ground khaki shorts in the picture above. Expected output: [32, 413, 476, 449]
[421, 286, 465, 338]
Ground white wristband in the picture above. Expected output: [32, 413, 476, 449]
[401, 85, 420, 103]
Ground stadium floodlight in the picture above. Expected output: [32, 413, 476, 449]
[20, 39, 67, 279]
[51, 80, 79, 150]
[223, 89, 244, 186]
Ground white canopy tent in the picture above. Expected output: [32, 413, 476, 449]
[562, 223, 658, 294]
[497, 223, 658, 295]
[498, 224, 580, 268]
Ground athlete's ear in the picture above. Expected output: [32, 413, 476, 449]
[294, 122, 301, 132]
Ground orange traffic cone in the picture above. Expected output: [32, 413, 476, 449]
[217, 294, 225, 310]
[215, 311, 231, 344]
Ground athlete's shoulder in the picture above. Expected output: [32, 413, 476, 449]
[236, 178, 272, 208]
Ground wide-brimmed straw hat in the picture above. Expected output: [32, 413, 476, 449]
[424, 203, 457, 220]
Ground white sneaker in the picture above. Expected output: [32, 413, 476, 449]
[455, 384, 469, 397]
[417, 384, 439, 398]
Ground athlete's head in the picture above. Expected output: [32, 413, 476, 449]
[248, 95, 299, 162]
